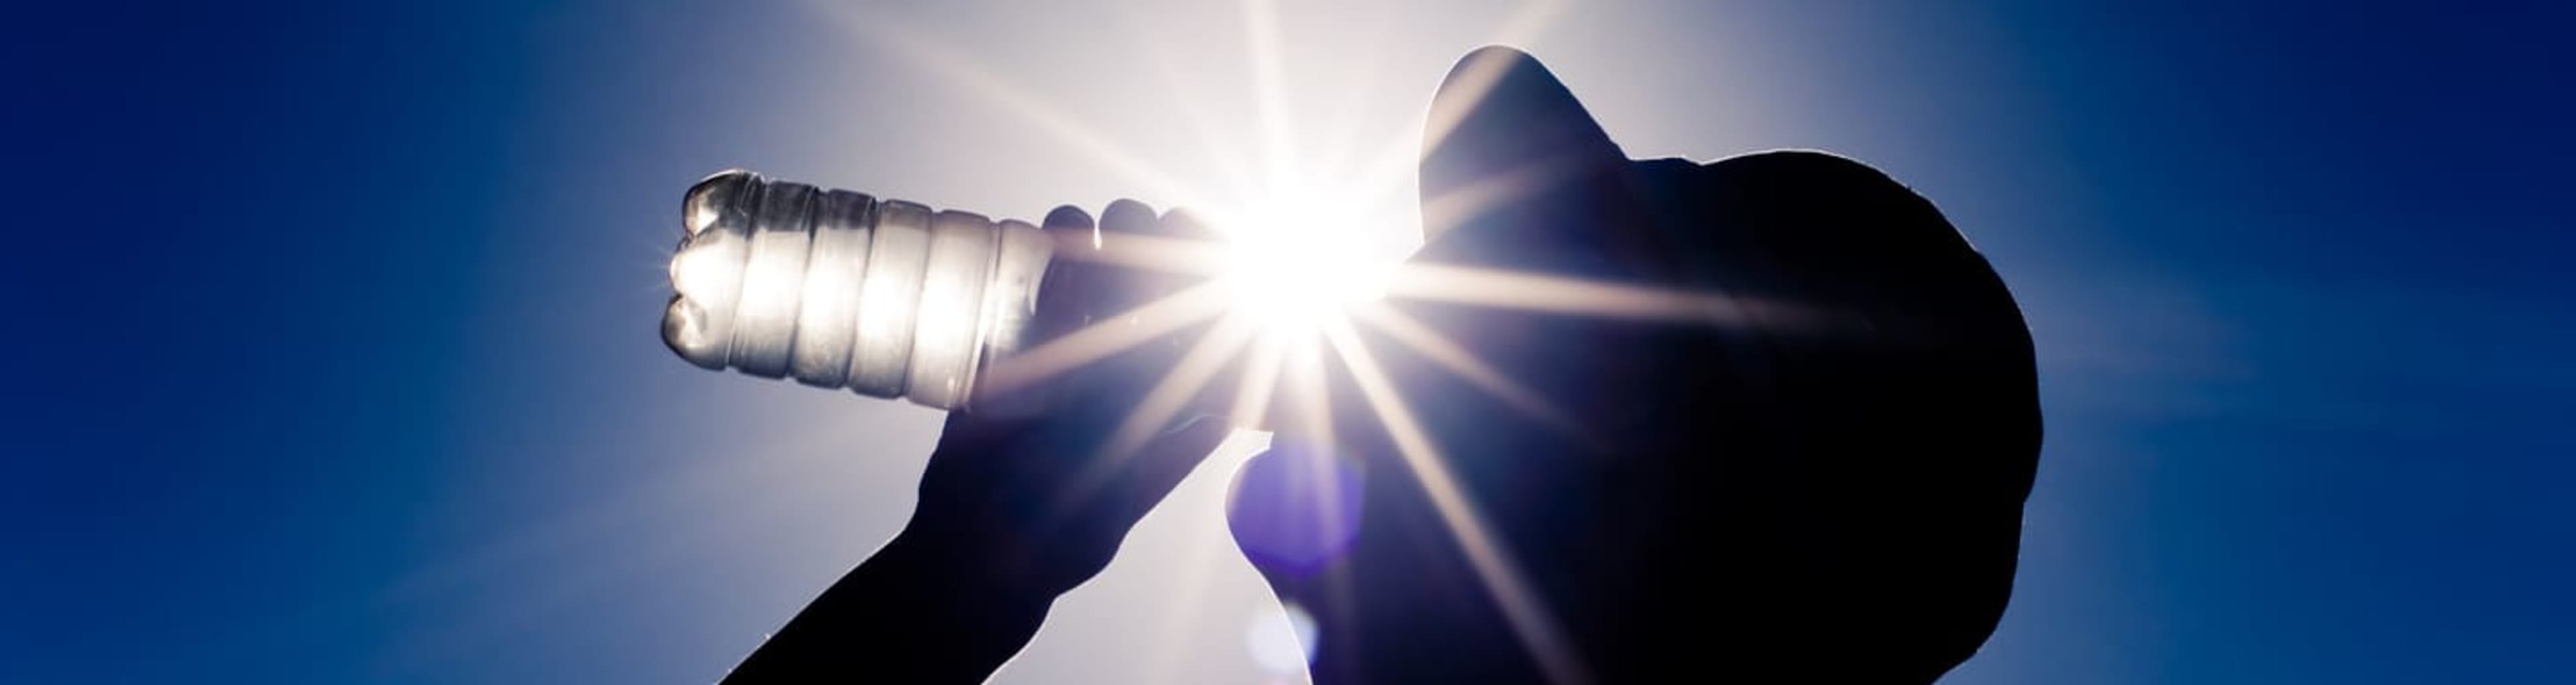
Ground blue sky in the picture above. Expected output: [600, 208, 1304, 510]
[5, 1, 2570, 683]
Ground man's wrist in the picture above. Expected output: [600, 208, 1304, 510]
[733, 523, 1062, 682]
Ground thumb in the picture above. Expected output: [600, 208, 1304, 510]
[1417, 46, 1628, 244]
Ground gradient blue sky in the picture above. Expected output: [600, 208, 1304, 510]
[7, 1, 2571, 683]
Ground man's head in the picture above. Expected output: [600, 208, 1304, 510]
[1228, 48, 2039, 683]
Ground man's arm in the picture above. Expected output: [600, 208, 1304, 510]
[720, 201, 1230, 684]
[723, 525, 1054, 682]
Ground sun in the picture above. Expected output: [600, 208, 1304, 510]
[769, 5, 1614, 680]
[1212, 182, 1397, 341]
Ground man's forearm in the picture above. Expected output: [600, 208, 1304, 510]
[723, 529, 1059, 684]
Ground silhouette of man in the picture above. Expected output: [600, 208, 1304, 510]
[724, 47, 2039, 684]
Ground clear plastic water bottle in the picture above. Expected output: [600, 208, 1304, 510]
[662, 170, 1058, 410]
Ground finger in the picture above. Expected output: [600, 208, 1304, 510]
[1034, 205, 1102, 341]
[1157, 206, 1218, 240]
[1097, 198, 1157, 230]
[1097, 199, 1170, 301]
[1042, 203, 1096, 231]
[977, 205, 1108, 414]
[1147, 207, 1222, 326]
[1151, 207, 1228, 297]
[1114, 414, 1231, 522]
[1083, 199, 1212, 397]
[1087, 197, 1162, 311]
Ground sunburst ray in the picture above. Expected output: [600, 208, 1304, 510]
[1385, 262, 1813, 329]
[975, 282, 1232, 400]
[1095, 313, 1262, 461]
[1346, 301, 1582, 439]
[806, 1, 1220, 211]
[1320, 316, 1593, 685]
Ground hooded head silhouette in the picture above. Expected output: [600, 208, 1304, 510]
[1226, 47, 2041, 684]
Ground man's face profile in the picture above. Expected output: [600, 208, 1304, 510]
[1228, 47, 2040, 684]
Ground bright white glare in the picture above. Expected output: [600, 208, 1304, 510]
[668, 243, 739, 303]
[1216, 182, 1395, 341]
[1245, 601, 1320, 674]
[777, 5, 1606, 683]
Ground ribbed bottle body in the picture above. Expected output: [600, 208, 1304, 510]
[663, 170, 1055, 409]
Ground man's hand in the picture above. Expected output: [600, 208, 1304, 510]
[726, 201, 1230, 684]
[904, 199, 1233, 599]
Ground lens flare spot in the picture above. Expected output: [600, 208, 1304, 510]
[1226, 438, 1364, 576]
[1246, 601, 1320, 674]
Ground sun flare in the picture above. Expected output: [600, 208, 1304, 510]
[1211, 184, 1397, 341]
[776, 3, 1613, 681]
